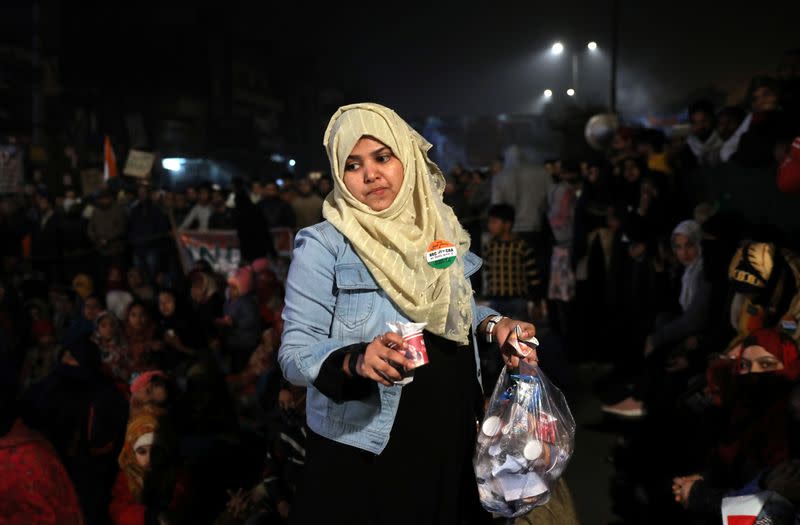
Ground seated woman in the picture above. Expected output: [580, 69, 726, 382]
[109, 410, 187, 525]
[156, 288, 196, 368]
[123, 302, 163, 373]
[1, 353, 84, 525]
[186, 270, 224, 350]
[672, 328, 800, 520]
[603, 219, 711, 417]
[92, 310, 132, 387]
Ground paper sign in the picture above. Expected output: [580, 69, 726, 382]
[124, 150, 155, 178]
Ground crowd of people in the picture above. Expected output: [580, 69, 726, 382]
[0, 175, 320, 524]
[469, 75, 800, 524]
[1, 72, 800, 524]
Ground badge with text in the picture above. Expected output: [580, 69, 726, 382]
[425, 240, 457, 269]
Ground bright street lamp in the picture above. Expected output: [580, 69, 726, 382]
[547, 40, 599, 100]
[544, 89, 553, 98]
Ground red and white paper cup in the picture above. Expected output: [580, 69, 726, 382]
[386, 321, 429, 368]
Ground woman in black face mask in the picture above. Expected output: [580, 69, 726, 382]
[672, 328, 799, 519]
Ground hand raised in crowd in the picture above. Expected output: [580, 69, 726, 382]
[494, 318, 538, 368]
[351, 332, 411, 387]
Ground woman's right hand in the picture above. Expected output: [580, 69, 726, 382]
[355, 332, 411, 386]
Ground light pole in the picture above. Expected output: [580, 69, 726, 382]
[550, 40, 598, 99]
[610, 0, 619, 113]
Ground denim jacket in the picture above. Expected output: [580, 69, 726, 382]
[278, 221, 498, 454]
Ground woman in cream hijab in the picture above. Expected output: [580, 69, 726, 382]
[279, 103, 537, 524]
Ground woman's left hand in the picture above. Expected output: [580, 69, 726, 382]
[494, 318, 538, 368]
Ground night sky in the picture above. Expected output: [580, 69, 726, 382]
[4, 1, 800, 121]
[298, 1, 800, 118]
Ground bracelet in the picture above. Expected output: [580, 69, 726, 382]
[346, 343, 367, 378]
[347, 352, 360, 378]
[485, 315, 507, 344]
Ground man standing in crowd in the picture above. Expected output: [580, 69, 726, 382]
[31, 188, 64, 284]
[289, 178, 322, 230]
[87, 188, 128, 284]
[716, 106, 748, 163]
[258, 180, 295, 229]
[128, 183, 171, 283]
[180, 182, 213, 231]
[684, 99, 722, 167]
[208, 184, 234, 230]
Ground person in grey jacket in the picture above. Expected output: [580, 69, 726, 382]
[278, 103, 537, 524]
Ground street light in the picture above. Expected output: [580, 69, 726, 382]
[548, 41, 598, 101]
[544, 89, 553, 98]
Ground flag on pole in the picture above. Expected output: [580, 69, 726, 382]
[103, 136, 118, 181]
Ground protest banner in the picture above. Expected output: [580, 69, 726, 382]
[176, 228, 294, 276]
[176, 229, 241, 276]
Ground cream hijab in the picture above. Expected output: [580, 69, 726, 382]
[322, 103, 473, 344]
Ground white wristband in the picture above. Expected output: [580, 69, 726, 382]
[485, 315, 506, 344]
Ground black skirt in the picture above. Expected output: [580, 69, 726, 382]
[291, 330, 493, 525]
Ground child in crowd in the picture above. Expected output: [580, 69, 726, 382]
[480, 203, 542, 387]
[482, 203, 543, 321]
[217, 266, 262, 374]
[129, 370, 173, 417]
